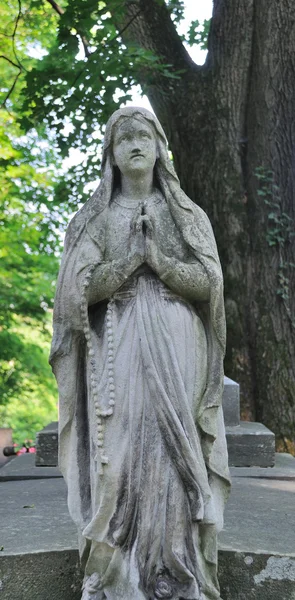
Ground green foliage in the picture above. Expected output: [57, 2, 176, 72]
[19, 0, 185, 205]
[0, 315, 58, 444]
[166, 0, 185, 23]
[255, 167, 295, 322]
[182, 19, 211, 50]
[0, 104, 62, 410]
[2, 0, 206, 206]
[0, 0, 64, 438]
[255, 167, 294, 249]
[0, 0, 208, 440]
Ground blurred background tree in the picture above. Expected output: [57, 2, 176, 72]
[0, 0, 64, 441]
[0, 0, 294, 451]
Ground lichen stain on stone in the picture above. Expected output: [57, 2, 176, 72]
[244, 555, 254, 566]
[254, 557, 295, 584]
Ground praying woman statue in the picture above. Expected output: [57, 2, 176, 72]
[50, 106, 231, 600]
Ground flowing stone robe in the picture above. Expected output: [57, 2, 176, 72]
[50, 107, 231, 600]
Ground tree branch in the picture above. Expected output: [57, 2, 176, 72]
[1, 71, 21, 109]
[111, 0, 195, 72]
[46, 0, 91, 58]
[1, 0, 26, 113]
[46, 0, 63, 17]
[0, 31, 14, 38]
[69, 10, 142, 87]
[205, 0, 255, 156]
[12, 0, 27, 72]
[81, 36, 91, 58]
[108, 8, 142, 47]
[107, 0, 200, 160]
[12, 0, 22, 38]
[0, 55, 22, 70]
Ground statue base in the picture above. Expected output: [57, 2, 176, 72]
[1, 453, 294, 599]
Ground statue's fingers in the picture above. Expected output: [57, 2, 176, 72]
[142, 215, 153, 231]
[131, 213, 142, 233]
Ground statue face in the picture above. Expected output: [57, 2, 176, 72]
[112, 118, 157, 178]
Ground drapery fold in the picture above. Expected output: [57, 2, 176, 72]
[50, 106, 230, 600]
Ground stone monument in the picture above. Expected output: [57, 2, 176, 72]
[50, 107, 231, 600]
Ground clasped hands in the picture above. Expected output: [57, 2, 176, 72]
[129, 203, 167, 275]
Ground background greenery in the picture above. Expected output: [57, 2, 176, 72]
[1, 0, 204, 443]
[2, 0, 293, 451]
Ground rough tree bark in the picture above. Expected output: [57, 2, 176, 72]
[113, 0, 295, 446]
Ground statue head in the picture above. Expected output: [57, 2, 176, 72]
[71, 106, 195, 240]
[111, 113, 159, 182]
[100, 106, 179, 197]
[102, 106, 165, 165]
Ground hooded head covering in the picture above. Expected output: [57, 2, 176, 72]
[65, 107, 219, 258]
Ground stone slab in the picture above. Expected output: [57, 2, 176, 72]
[226, 421, 275, 467]
[222, 469, 295, 555]
[0, 551, 82, 600]
[35, 418, 276, 469]
[1, 549, 295, 600]
[222, 376, 240, 426]
[34, 374, 241, 469]
[231, 452, 295, 480]
[0, 478, 76, 555]
[219, 551, 295, 600]
[0, 455, 295, 599]
[35, 421, 58, 467]
[1, 457, 294, 557]
[0, 453, 61, 482]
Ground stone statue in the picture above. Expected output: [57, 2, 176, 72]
[50, 106, 230, 600]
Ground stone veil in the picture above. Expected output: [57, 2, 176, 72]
[50, 106, 231, 600]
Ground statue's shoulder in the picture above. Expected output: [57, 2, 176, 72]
[179, 191, 215, 239]
[65, 208, 86, 243]
[189, 198, 213, 229]
[64, 200, 107, 251]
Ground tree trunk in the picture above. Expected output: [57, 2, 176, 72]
[114, 0, 295, 447]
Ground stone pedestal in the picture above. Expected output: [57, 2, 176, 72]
[226, 422, 275, 467]
[222, 376, 240, 426]
[35, 422, 58, 467]
[222, 376, 275, 467]
[1, 453, 295, 600]
[35, 377, 276, 468]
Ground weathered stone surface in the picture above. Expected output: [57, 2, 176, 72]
[0, 478, 75, 555]
[36, 418, 276, 469]
[221, 460, 295, 596]
[0, 454, 295, 599]
[0, 552, 82, 600]
[222, 376, 240, 426]
[35, 372, 240, 468]
[219, 552, 295, 600]
[35, 421, 58, 467]
[226, 421, 275, 467]
[230, 452, 295, 479]
[223, 461, 295, 554]
[1, 549, 295, 600]
[42, 108, 232, 598]
[0, 452, 61, 482]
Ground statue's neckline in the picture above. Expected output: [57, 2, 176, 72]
[112, 191, 162, 209]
